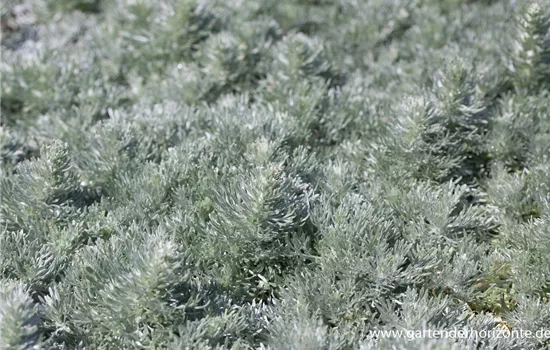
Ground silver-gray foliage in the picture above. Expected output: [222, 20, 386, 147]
[1, 0, 550, 349]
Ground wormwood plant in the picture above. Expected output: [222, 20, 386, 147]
[1, 0, 550, 349]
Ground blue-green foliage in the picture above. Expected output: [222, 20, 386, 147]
[2, 0, 550, 349]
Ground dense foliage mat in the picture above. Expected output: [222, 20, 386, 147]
[1, 0, 550, 349]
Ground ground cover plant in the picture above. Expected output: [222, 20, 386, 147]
[1, 0, 550, 349]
